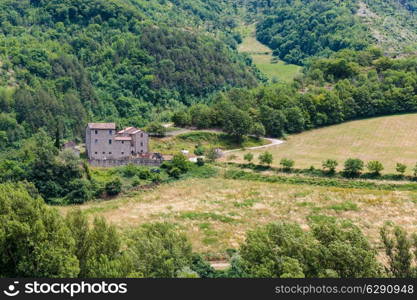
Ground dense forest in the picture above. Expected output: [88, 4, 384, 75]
[248, 0, 417, 65]
[175, 48, 417, 138]
[0, 0, 259, 147]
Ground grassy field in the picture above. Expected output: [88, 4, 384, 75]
[237, 24, 302, 83]
[150, 131, 269, 155]
[63, 177, 417, 257]
[225, 114, 417, 174]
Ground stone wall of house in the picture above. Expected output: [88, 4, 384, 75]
[88, 158, 163, 168]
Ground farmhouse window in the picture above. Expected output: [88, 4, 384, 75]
[109, 139, 112, 145]
[109, 152, 112, 155]
[121, 152, 124, 155]
[95, 130, 98, 135]
[109, 130, 113, 135]
[95, 139, 98, 143]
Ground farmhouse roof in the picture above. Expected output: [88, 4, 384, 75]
[118, 127, 143, 134]
[88, 123, 116, 130]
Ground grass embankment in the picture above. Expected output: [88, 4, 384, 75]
[150, 131, 269, 155]
[226, 114, 417, 174]
[237, 24, 302, 82]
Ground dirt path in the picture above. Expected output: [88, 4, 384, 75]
[224, 137, 284, 153]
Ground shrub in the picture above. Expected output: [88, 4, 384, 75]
[196, 157, 205, 166]
[131, 176, 141, 187]
[280, 158, 295, 171]
[244, 153, 254, 164]
[259, 152, 273, 166]
[322, 159, 338, 174]
[344, 158, 364, 177]
[206, 148, 221, 162]
[366, 161, 384, 176]
[105, 178, 122, 196]
[396, 163, 407, 176]
[65, 179, 93, 204]
[413, 163, 417, 178]
[194, 144, 205, 156]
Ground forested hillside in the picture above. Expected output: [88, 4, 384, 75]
[0, 0, 258, 146]
[242, 0, 416, 65]
[0, 0, 416, 149]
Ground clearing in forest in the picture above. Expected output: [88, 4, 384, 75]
[237, 24, 302, 83]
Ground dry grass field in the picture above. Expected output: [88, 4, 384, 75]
[225, 114, 417, 174]
[62, 177, 417, 257]
[237, 25, 301, 83]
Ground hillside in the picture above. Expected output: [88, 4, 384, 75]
[243, 0, 416, 65]
[227, 114, 417, 173]
[0, 0, 258, 143]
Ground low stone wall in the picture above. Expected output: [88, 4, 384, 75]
[89, 158, 163, 168]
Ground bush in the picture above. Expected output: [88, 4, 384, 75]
[259, 152, 273, 166]
[105, 178, 122, 196]
[322, 159, 338, 174]
[194, 144, 205, 156]
[244, 153, 254, 164]
[196, 157, 205, 166]
[131, 176, 141, 187]
[344, 158, 364, 177]
[163, 153, 191, 178]
[206, 148, 222, 162]
[65, 179, 93, 204]
[280, 158, 295, 171]
[366, 161, 384, 176]
[396, 163, 407, 176]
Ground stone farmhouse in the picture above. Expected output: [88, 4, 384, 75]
[86, 123, 149, 160]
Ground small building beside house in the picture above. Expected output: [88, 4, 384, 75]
[86, 123, 149, 160]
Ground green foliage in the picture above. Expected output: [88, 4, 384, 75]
[0, 182, 79, 277]
[205, 148, 222, 163]
[105, 178, 122, 196]
[162, 153, 191, 178]
[322, 159, 338, 174]
[172, 111, 191, 127]
[251, 122, 266, 138]
[253, 0, 371, 64]
[344, 158, 364, 177]
[280, 158, 295, 171]
[259, 151, 273, 166]
[244, 153, 254, 163]
[239, 219, 381, 278]
[196, 157, 205, 167]
[396, 163, 407, 176]
[146, 122, 167, 137]
[366, 160, 384, 176]
[66, 210, 132, 278]
[129, 223, 193, 278]
[194, 144, 205, 156]
[380, 223, 417, 278]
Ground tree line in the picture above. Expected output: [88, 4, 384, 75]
[172, 48, 417, 140]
